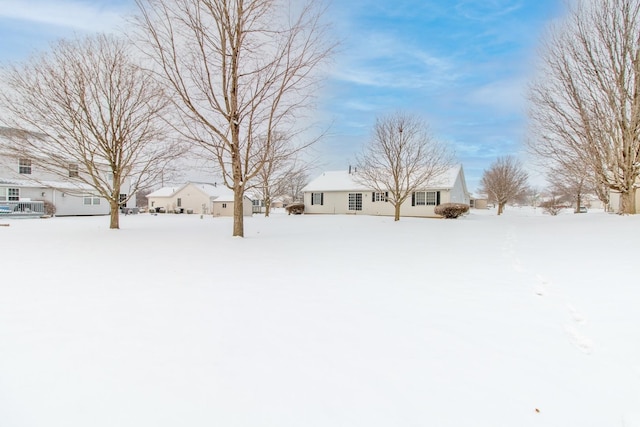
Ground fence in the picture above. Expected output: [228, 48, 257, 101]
[0, 201, 46, 217]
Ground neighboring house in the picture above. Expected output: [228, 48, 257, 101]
[469, 196, 489, 209]
[247, 194, 287, 213]
[0, 128, 135, 217]
[302, 165, 470, 218]
[146, 182, 253, 216]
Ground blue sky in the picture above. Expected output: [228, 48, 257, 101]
[0, 0, 565, 191]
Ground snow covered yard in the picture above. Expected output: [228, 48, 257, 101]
[1, 208, 639, 427]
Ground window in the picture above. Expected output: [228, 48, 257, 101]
[177, 198, 182, 207]
[373, 192, 388, 202]
[19, 158, 31, 174]
[0, 187, 19, 202]
[83, 194, 101, 205]
[348, 193, 362, 211]
[68, 163, 78, 177]
[119, 194, 127, 208]
[8, 188, 19, 201]
[311, 192, 323, 205]
[413, 191, 440, 206]
[222, 203, 227, 208]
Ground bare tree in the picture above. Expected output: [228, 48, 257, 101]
[528, 0, 640, 214]
[546, 162, 593, 213]
[134, 0, 333, 236]
[0, 34, 180, 229]
[354, 112, 454, 221]
[247, 131, 315, 217]
[283, 168, 308, 204]
[480, 156, 529, 215]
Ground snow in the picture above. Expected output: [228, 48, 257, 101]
[1, 207, 640, 427]
[302, 165, 462, 192]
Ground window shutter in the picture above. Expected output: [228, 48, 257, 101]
[385, 192, 389, 202]
[320, 193, 324, 206]
[311, 194, 314, 205]
[411, 192, 415, 206]
[437, 191, 441, 205]
[372, 192, 375, 203]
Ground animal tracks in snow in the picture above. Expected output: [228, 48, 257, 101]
[533, 274, 594, 354]
[564, 324, 593, 354]
[566, 303, 587, 324]
[502, 227, 595, 356]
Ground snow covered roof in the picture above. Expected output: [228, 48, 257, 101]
[146, 186, 181, 197]
[302, 164, 464, 192]
[0, 178, 94, 191]
[146, 182, 245, 202]
[301, 171, 370, 192]
[189, 182, 233, 198]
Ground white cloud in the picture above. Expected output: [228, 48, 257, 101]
[0, 0, 131, 32]
[455, 0, 524, 21]
[329, 33, 460, 91]
[466, 77, 529, 113]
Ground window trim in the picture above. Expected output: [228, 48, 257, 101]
[19, 158, 32, 174]
[372, 192, 388, 202]
[311, 192, 323, 206]
[0, 187, 20, 202]
[83, 194, 101, 206]
[412, 191, 440, 206]
[348, 193, 363, 211]
[68, 163, 79, 178]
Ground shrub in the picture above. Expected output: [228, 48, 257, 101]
[40, 200, 56, 216]
[540, 200, 562, 216]
[285, 203, 305, 215]
[434, 203, 469, 219]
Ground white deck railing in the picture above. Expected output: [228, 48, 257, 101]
[0, 201, 45, 217]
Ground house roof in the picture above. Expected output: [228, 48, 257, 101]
[0, 178, 95, 191]
[190, 182, 233, 198]
[146, 186, 181, 197]
[302, 165, 464, 192]
[146, 182, 246, 202]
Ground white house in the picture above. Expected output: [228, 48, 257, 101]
[146, 182, 253, 216]
[0, 128, 135, 216]
[302, 165, 470, 218]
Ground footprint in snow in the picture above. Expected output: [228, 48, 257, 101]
[567, 303, 586, 324]
[564, 324, 593, 355]
[534, 274, 550, 296]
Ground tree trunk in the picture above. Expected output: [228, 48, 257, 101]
[620, 189, 637, 214]
[498, 202, 505, 215]
[109, 200, 120, 229]
[233, 184, 244, 237]
[394, 203, 401, 221]
[264, 193, 271, 217]
[575, 193, 582, 213]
